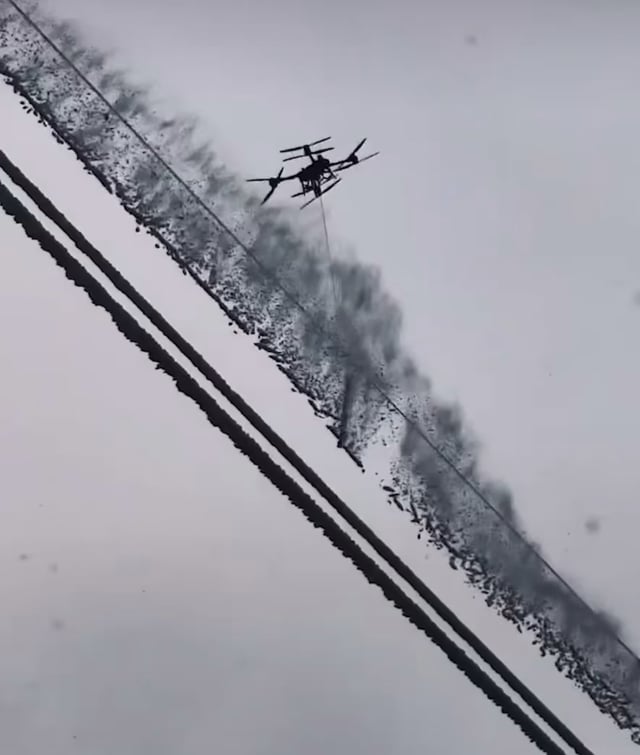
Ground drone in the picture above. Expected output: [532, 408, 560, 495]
[247, 136, 379, 209]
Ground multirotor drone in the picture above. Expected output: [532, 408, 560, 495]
[247, 137, 379, 209]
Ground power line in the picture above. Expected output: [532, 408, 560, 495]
[0, 171, 581, 754]
[5, 0, 639, 669]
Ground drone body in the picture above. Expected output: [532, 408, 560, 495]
[247, 137, 379, 209]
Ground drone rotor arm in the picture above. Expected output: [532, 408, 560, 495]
[334, 151, 380, 172]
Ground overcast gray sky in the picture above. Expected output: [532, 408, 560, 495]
[32, 0, 640, 642]
[3, 0, 640, 750]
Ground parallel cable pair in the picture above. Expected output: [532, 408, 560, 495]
[0, 148, 592, 754]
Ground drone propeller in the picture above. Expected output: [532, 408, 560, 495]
[246, 167, 285, 204]
[352, 137, 367, 156]
[334, 138, 368, 167]
[282, 147, 335, 163]
[280, 136, 331, 154]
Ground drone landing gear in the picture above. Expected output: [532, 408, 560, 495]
[299, 178, 342, 209]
